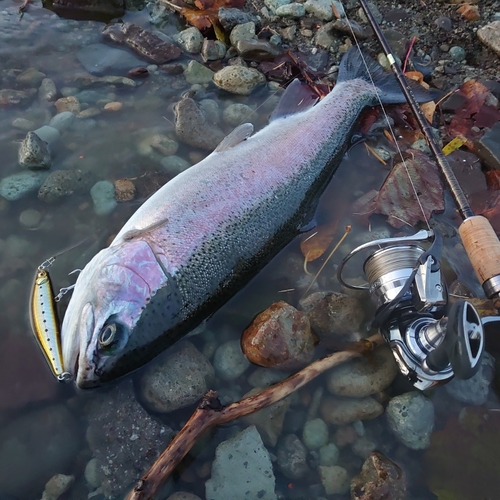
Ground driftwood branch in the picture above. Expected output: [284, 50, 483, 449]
[126, 333, 384, 500]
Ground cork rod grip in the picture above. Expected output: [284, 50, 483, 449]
[459, 216, 500, 297]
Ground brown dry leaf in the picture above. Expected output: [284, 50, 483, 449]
[405, 71, 424, 83]
[486, 171, 500, 190]
[352, 149, 445, 228]
[177, 0, 245, 30]
[457, 3, 480, 20]
[421, 101, 436, 123]
[300, 219, 339, 262]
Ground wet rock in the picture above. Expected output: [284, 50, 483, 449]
[325, 346, 398, 398]
[138, 341, 214, 413]
[38, 78, 57, 103]
[140, 134, 179, 158]
[319, 443, 340, 466]
[54, 96, 80, 114]
[302, 418, 329, 450]
[18, 132, 51, 169]
[174, 97, 225, 150]
[218, 7, 259, 31]
[333, 425, 359, 447]
[475, 121, 500, 170]
[12, 117, 36, 131]
[49, 111, 75, 131]
[477, 21, 500, 55]
[41, 474, 74, 500]
[77, 107, 101, 118]
[177, 27, 204, 54]
[213, 66, 266, 95]
[199, 99, 221, 123]
[201, 39, 227, 61]
[104, 101, 123, 111]
[0, 171, 48, 201]
[86, 379, 174, 498]
[90, 180, 117, 216]
[276, 3, 305, 17]
[320, 396, 383, 426]
[229, 22, 257, 46]
[264, 0, 290, 13]
[235, 39, 282, 61]
[19, 208, 42, 229]
[247, 367, 289, 387]
[299, 291, 365, 339]
[332, 18, 368, 39]
[314, 24, 335, 49]
[276, 434, 309, 480]
[160, 155, 191, 176]
[114, 178, 136, 202]
[445, 351, 494, 405]
[222, 103, 254, 126]
[213, 339, 250, 380]
[304, 0, 342, 21]
[0, 88, 36, 107]
[386, 392, 434, 450]
[76, 43, 144, 75]
[435, 16, 452, 32]
[351, 451, 406, 500]
[206, 426, 277, 500]
[319, 465, 350, 495]
[352, 436, 377, 459]
[38, 169, 93, 203]
[103, 22, 181, 64]
[167, 494, 202, 500]
[0, 404, 81, 498]
[244, 388, 291, 446]
[357, 1, 382, 23]
[449, 45, 466, 62]
[33, 125, 61, 146]
[52, 0, 125, 19]
[17, 67, 46, 87]
[241, 301, 316, 370]
[184, 60, 215, 84]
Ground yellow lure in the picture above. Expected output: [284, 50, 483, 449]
[30, 267, 71, 381]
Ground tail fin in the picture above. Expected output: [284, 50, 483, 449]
[337, 47, 437, 104]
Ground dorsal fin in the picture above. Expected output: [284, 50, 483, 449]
[215, 123, 254, 152]
[270, 79, 319, 121]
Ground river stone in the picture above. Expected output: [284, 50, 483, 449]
[213, 339, 250, 380]
[325, 346, 398, 398]
[76, 43, 144, 74]
[184, 60, 215, 84]
[218, 7, 259, 31]
[264, 0, 290, 13]
[275, 3, 305, 17]
[0, 404, 81, 498]
[444, 351, 495, 405]
[0, 88, 36, 107]
[229, 22, 257, 46]
[213, 66, 266, 95]
[12, 117, 36, 131]
[247, 367, 289, 388]
[33, 125, 61, 146]
[18, 132, 51, 169]
[276, 433, 309, 480]
[321, 396, 383, 426]
[235, 39, 281, 61]
[319, 442, 340, 466]
[177, 27, 204, 54]
[160, 155, 191, 176]
[201, 39, 227, 61]
[351, 451, 407, 500]
[386, 392, 434, 450]
[41, 474, 74, 500]
[302, 418, 329, 450]
[199, 99, 221, 123]
[206, 426, 277, 500]
[174, 97, 225, 150]
[138, 341, 214, 413]
[90, 180, 117, 216]
[55, 96, 81, 114]
[319, 465, 350, 495]
[244, 388, 292, 446]
[49, 111, 75, 131]
[0, 171, 48, 200]
[38, 78, 57, 103]
[222, 103, 253, 126]
[17, 67, 46, 87]
[38, 169, 93, 203]
[304, 0, 342, 20]
[19, 208, 42, 229]
[477, 21, 500, 56]
[86, 379, 174, 498]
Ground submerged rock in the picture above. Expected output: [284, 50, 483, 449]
[86, 380, 174, 498]
[76, 43, 144, 75]
[18, 132, 51, 169]
[41, 474, 74, 500]
[177, 27, 204, 54]
[213, 66, 266, 95]
[206, 426, 277, 500]
[213, 339, 250, 381]
[319, 465, 350, 495]
[276, 433, 309, 480]
[138, 341, 214, 413]
[38, 169, 93, 203]
[351, 451, 407, 500]
[320, 396, 383, 425]
[0, 171, 48, 201]
[90, 180, 117, 216]
[0, 88, 36, 107]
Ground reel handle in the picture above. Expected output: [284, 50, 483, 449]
[426, 300, 483, 379]
[459, 216, 500, 299]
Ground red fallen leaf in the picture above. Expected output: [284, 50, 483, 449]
[455, 80, 489, 118]
[474, 103, 500, 129]
[300, 219, 340, 262]
[359, 107, 380, 134]
[470, 190, 500, 234]
[351, 149, 444, 228]
[486, 170, 500, 190]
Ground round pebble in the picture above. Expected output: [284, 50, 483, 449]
[19, 209, 42, 229]
[160, 155, 191, 176]
[319, 465, 350, 495]
[90, 180, 117, 216]
[319, 443, 340, 466]
[213, 340, 250, 381]
[302, 418, 329, 450]
[222, 103, 254, 126]
[84, 458, 101, 489]
[49, 111, 75, 131]
[449, 45, 466, 62]
[104, 101, 123, 112]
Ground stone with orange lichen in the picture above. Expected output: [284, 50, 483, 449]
[114, 178, 136, 202]
[241, 301, 317, 370]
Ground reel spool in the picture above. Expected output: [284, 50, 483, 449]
[338, 229, 485, 390]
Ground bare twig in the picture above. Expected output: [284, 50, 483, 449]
[126, 332, 384, 500]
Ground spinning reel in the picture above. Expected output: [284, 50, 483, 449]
[338, 229, 488, 390]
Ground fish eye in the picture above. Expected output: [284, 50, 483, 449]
[98, 323, 117, 348]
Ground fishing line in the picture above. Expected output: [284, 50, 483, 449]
[336, 1, 432, 231]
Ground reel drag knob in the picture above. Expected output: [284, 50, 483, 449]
[425, 300, 484, 380]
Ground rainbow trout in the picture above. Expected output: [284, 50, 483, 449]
[61, 48, 432, 388]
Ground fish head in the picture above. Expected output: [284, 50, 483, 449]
[61, 239, 172, 389]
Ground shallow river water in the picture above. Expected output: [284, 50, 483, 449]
[1, 1, 499, 499]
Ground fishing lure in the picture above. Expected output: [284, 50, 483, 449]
[30, 258, 71, 382]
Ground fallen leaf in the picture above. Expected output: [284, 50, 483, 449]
[470, 190, 500, 233]
[300, 219, 339, 262]
[352, 149, 445, 228]
[421, 100, 436, 124]
[457, 3, 480, 21]
[486, 170, 500, 190]
[442, 136, 467, 156]
[405, 71, 424, 83]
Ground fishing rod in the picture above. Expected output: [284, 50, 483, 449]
[359, 0, 500, 300]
